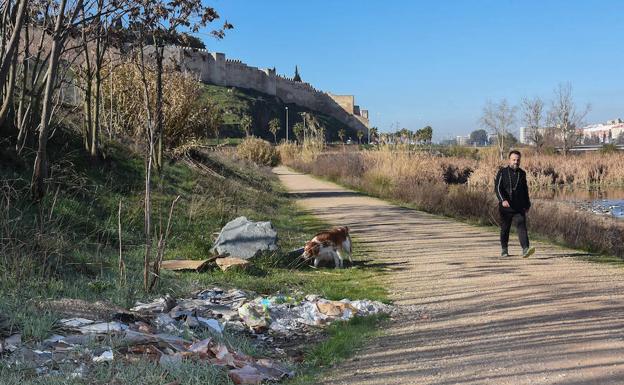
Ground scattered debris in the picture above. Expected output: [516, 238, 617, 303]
[131, 294, 177, 314]
[197, 317, 224, 334]
[78, 321, 128, 334]
[38, 298, 135, 322]
[216, 257, 251, 271]
[92, 349, 113, 363]
[211, 216, 278, 259]
[160, 258, 216, 271]
[59, 318, 95, 329]
[229, 365, 265, 384]
[1, 287, 392, 382]
[0, 334, 21, 354]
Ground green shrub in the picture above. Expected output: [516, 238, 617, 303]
[237, 137, 280, 166]
[439, 145, 480, 159]
[600, 143, 619, 154]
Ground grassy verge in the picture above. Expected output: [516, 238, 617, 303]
[0, 130, 388, 384]
[285, 314, 388, 385]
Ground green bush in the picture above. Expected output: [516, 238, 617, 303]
[237, 137, 280, 166]
[439, 145, 480, 159]
[600, 143, 619, 154]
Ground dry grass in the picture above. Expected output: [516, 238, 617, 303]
[286, 146, 624, 188]
[236, 137, 280, 166]
[281, 147, 624, 258]
[469, 148, 624, 187]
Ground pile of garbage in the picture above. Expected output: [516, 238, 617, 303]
[0, 288, 392, 383]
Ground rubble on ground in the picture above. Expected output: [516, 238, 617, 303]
[0, 287, 392, 383]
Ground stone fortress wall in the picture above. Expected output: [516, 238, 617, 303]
[162, 46, 370, 134]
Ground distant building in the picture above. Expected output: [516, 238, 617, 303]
[519, 126, 552, 145]
[456, 135, 470, 146]
[581, 119, 624, 144]
[519, 126, 529, 144]
[440, 138, 457, 146]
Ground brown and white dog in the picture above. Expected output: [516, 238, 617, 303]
[302, 226, 352, 268]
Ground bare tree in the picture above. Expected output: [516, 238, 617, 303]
[520, 96, 545, 151]
[0, 0, 28, 89]
[15, 3, 54, 153]
[547, 83, 590, 155]
[129, 0, 232, 173]
[32, 0, 87, 201]
[0, 0, 28, 129]
[128, 0, 232, 291]
[77, 0, 126, 159]
[480, 99, 516, 160]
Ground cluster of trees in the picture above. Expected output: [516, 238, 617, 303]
[237, 112, 328, 145]
[467, 129, 518, 147]
[378, 126, 433, 145]
[0, 0, 232, 291]
[480, 82, 590, 159]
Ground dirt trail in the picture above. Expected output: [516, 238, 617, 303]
[275, 166, 624, 385]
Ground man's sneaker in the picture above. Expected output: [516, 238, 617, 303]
[501, 248, 509, 257]
[522, 247, 536, 258]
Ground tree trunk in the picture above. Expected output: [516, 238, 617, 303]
[0, 46, 18, 130]
[137, 44, 154, 292]
[91, 69, 101, 158]
[15, 20, 29, 144]
[0, 0, 27, 90]
[31, 0, 76, 200]
[89, 4, 105, 159]
[82, 76, 92, 150]
[154, 45, 164, 172]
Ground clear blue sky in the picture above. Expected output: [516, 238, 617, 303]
[200, 0, 624, 141]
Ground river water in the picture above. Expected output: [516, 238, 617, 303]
[532, 187, 624, 219]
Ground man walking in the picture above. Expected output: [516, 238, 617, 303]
[495, 150, 536, 258]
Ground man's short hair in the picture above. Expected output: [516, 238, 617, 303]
[508, 150, 521, 158]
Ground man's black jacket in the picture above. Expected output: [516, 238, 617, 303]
[494, 166, 531, 212]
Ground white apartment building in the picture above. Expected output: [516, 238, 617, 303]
[581, 119, 624, 144]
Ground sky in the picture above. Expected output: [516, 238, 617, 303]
[199, 0, 624, 141]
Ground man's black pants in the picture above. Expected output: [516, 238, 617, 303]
[500, 209, 529, 250]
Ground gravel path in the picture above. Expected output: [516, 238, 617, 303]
[275, 166, 624, 385]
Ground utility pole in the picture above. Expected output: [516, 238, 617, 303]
[285, 106, 289, 142]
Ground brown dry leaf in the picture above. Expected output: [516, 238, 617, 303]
[228, 365, 263, 385]
[210, 343, 230, 360]
[188, 338, 212, 354]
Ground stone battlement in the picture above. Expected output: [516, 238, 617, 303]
[163, 45, 369, 133]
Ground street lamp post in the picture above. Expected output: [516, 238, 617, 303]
[285, 107, 289, 142]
